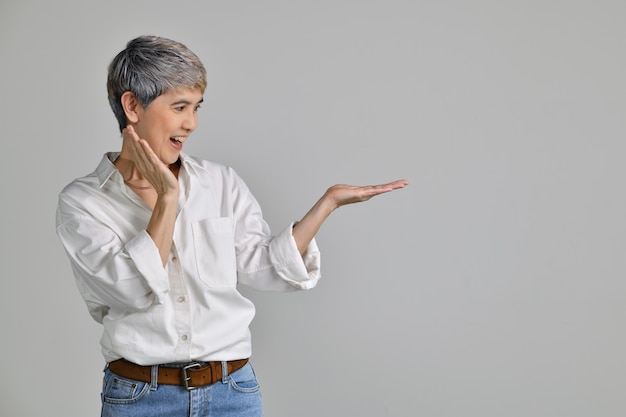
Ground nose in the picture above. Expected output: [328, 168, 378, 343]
[182, 110, 198, 132]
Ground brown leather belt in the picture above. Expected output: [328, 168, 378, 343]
[108, 358, 249, 390]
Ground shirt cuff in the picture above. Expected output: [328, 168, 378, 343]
[124, 230, 170, 303]
[269, 222, 321, 290]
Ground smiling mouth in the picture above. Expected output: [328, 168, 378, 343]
[171, 136, 187, 143]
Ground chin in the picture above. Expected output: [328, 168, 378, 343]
[167, 155, 180, 166]
[162, 153, 181, 166]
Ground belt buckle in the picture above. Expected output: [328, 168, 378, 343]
[182, 362, 202, 390]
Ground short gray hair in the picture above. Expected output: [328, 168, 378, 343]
[107, 35, 207, 132]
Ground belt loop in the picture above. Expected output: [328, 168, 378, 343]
[150, 365, 159, 390]
[221, 361, 229, 384]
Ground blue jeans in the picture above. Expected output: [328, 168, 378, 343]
[100, 362, 263, 417]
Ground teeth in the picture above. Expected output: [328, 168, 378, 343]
[172, 136, 187, 143]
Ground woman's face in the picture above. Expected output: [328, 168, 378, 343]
[132, 87, 203, 165]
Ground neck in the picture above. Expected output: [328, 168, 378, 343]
[114, 156, 181, 190]
[114, 156, 146, 182]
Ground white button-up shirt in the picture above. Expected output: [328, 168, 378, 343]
[56, 152, 321, 365]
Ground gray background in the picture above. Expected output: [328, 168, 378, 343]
[1, 1, 624, 416]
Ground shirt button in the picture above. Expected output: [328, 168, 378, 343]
[172, 256, 178, 262]
[177, 296, 186, 303]
[181, 334, 188, 341]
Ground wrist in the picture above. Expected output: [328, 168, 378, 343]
[156, 187, 179, 202]
[319, 192, 339, 213]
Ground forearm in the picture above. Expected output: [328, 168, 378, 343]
[292, 193, 337, 255]
[146, 192, 178, 266]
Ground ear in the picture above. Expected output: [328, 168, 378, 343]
[120, 91, 141, 124]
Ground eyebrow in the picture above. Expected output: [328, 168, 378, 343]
[171, 97, 204, 106]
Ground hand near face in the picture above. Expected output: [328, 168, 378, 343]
[122, 125, 179, 196]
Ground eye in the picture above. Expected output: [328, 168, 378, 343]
[194, 104, 202, 112]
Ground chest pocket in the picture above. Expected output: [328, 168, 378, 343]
[191, 217, 237, 287]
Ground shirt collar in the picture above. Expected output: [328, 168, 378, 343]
[96, 152, 121, 188]
[95, 152, 201, 188]
[179, 152, 202, 172]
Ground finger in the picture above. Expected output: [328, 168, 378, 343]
[371, 180, 409, 193]
[364, 180, 408, 197]
[124, 127, 157, 166]
[123, 125, 142, 144]
[123, 132, 166, 185]
[137, 139, 163, 168]
[383, 179, 409, 188]
[123, 126, 145, 160]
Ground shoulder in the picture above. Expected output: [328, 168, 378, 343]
[181, 154, 244, 183]
[56, 173, 102, 229]
[59, 153, 118, 195]
[58, 171, 101, 204]
[57, 153, 120, 221]
[181, 154, 256, 202]
[58, 154, 114, 199]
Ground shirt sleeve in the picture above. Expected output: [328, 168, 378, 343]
[226, 169, 321, 291]
[56, 202, 169, 323]
[267, 221, 321, 290]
